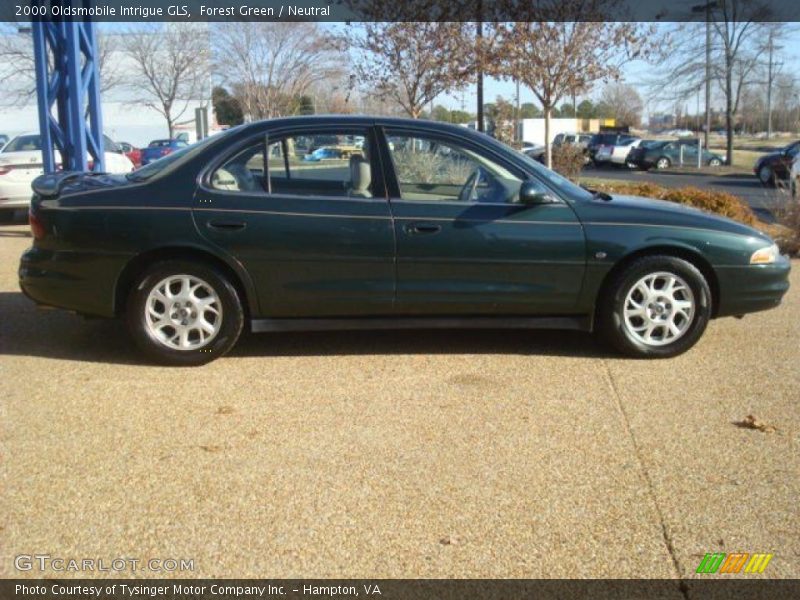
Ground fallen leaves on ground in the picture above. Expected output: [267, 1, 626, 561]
[733, 414, 777, 433]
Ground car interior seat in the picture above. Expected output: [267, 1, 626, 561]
[348, 155, 372, 198]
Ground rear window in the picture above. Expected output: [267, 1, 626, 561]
[3, 134, 42, 152]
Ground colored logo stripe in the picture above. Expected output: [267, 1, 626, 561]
[696, 552, 773, 574]
[745, 554, 773, 573]
[696, 553, 726, 574]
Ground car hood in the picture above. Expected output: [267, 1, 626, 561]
[757, 150, 783, 164]
[585, 194, 770, 241]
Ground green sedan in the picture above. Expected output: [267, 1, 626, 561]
[19, 117, 790, 365]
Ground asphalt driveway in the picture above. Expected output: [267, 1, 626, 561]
[1, 224, 798, 580]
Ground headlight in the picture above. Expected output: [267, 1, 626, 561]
[750, 243, 780, 264]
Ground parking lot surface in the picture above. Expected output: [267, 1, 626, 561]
[1, 223, 798, 579]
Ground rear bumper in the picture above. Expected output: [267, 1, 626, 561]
[0, 195, 31, 210]
[715, 257, 791, 317]
[19, 245, 123, 317]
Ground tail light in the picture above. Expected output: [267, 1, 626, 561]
[29, 211, 45, 240]
[0, 166, 11, 176]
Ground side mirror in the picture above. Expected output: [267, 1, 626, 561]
[518, 182, 557, 205]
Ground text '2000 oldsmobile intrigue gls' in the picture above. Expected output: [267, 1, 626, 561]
[19, 117, 790, 365]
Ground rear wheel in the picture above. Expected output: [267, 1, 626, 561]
[708, 158, 722, 167]
[598, 256, 712, 358]
[126, 260, 244, 366]
[758, 164, 774, 185]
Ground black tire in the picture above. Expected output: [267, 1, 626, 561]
[758, 164, 774, 185]
[126, 260, 244, 366]
[597, 256, 712, 358]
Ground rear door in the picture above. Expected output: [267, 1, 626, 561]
[379, 126, 586, 315]
[193, 125, 395, 318]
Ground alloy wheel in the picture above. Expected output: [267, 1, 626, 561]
[622, 271, 695, 347]
[144, 274, 222, 350]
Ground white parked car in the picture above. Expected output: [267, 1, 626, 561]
[791, 154, 800, 198]
[593, 135, 642, 167]
[0, 133, 134, 222]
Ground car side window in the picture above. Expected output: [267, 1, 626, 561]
[210, 130, 373, 198]
[385, 132, 523, 204]
[268, 131, 373, 198]
[210, 141, 267, 193]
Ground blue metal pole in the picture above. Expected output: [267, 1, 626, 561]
[31, 1, 105, 174]
[32, 21, 56, 173]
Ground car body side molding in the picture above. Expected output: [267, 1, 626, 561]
[251, 315, 592, 333]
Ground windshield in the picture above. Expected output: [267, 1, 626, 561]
[516, 152, 593, 201]
[3, 135, 42, 152]
[127, 132, 228, 182]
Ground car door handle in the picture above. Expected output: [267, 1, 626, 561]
[404, 222, 441, 235]
[207, 219, 246, 232]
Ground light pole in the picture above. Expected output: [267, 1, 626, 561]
[692, 1, 719, 148]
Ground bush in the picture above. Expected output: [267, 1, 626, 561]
[775, 201, 800, 257]
[551, 145, 586, 182]
[586, 180, 758, 226]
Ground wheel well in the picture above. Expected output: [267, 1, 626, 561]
[114, 247, 252, 318]
[595, 246, 720, 321]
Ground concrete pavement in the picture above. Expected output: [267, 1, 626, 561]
[1, 224, 798, 579]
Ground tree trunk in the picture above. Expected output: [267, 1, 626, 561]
[725, 59, 734, 167]
[167, 117, 174, 139]
[544, 106, 552, 169]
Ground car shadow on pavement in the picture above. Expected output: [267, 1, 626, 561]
[0, 291, 613, 364]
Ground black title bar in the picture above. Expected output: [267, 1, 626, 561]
[2, 0, 800, 22]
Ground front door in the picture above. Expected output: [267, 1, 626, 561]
[193, 126, 395, 318]
[381, 128, 586, 315]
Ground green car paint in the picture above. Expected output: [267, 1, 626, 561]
[18, 116, 790, 332]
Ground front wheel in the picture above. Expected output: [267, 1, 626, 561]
[126, 260, 244, 366]
[598, 256, 712, 358]
[655, 157, 671, 170]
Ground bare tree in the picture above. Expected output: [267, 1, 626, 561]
[350, 22, 475, 119]
[0, 24, 123, 107]
[600, 82, 645, 127]
[486, 0, 657, 166]
[650, 4, 780, 164]
[213, 22, 344, 120]
[123, 23, 211, 138]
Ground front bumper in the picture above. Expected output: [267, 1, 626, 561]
[715, 255, 791, 317]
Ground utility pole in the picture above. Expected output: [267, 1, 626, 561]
[767, 33, 773, 139]
[476, 7, 484, 133]
[692, 1, 718, 148]
[705, 11, 712, 147]
[515, 78, 520, 142]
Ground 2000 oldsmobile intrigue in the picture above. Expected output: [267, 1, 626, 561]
[19, 117, 790, 365]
